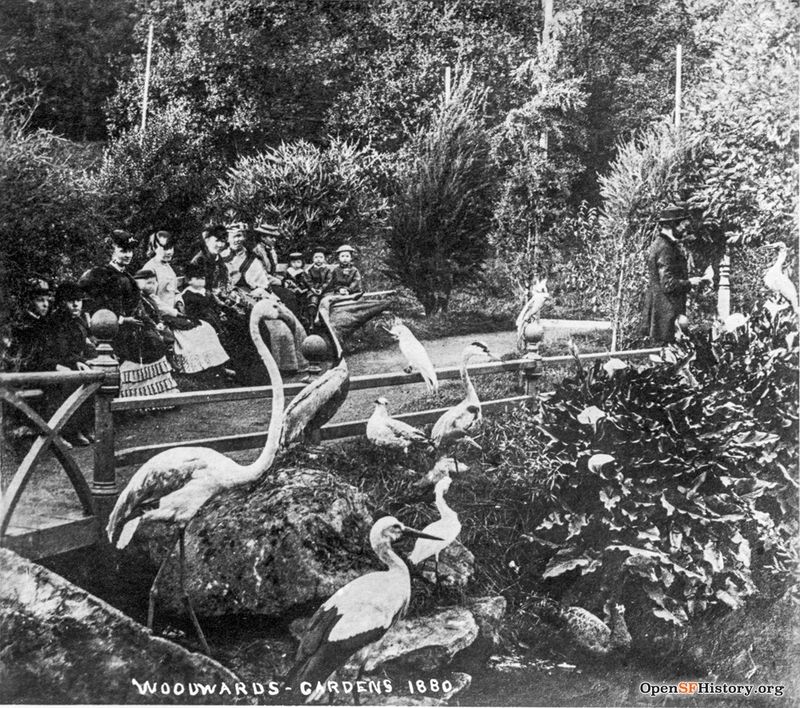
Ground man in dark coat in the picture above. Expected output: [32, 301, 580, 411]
[641, 204, 703, 344]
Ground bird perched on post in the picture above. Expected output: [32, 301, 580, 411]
[431, 341, 499, 473]
[516, 278, 549, 345]
[408, 476, 461, 584]
[382, 317, 438, 394]
[282, 294, 350, 447]
[763, 241, 799, 315]
[105, 298, 286, 655]
[284, 516, 441, 704]
[366, 396, 430, 454]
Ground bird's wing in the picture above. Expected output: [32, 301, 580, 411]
[282, 362, 349, 446]
[106, 447, 212, 546]
[385, 417, 427, 441]
[408, 516, 461, 564]
[399, 336, 438, 392]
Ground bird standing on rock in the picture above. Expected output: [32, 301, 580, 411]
[366, 396, 430, 454]
[408, 476, 461, 584]
[105, 298, 286, 655]
[285, 516, 442, 704]
[763, 241, 799, 315]
[383, 317, 439, 394]
[431, 341, 499, 472]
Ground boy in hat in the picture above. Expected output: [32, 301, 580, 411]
[641, 203, 704, 344]
[326, 244, 363, 296]
[282, 251, 314, 326]
[11, 278, 57, 372]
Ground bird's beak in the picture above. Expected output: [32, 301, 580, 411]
[402, 525, 443, 541]
[487, 352, 501, 362]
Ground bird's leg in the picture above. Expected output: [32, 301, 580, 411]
[452, 454, 459, 476]
[178, 528, 211, 656]
[352, 665, 366, 706]
[147, 550, 173, 632]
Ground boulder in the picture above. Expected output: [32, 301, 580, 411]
[350, 606, 479, 674]
[0, 549, 249, 704]
[465, 596, 507, 650]
[141, 467, 373, 617]
[416, 540, 474, 588]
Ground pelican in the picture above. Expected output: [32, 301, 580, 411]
[431, 341, 499, 472]
[282, 294, 350, 447]
[383, 317, 438, 394]
[366, 396, 430, 454]
[408, 476, 461, 584]
[106, 299, 286, 654]
[764, 241, 799, 314]
[285, 516, 442, 703]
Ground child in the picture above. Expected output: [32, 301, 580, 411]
[327, 244, 363, 296]
[306, 247, 332, 321]
[181, 262, 224, 332]
[11, 278, 56, 372]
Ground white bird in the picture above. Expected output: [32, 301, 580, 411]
[105, 299, 286, 654]
[763, 241, 799, 314]
[408, 476, 461, 584]
[366, 396, 429, 454]
[431, 341, 499, 472]
[516, 278, 549, 343]
[285, 516, 441, 703]
[383, 317, 438, 394]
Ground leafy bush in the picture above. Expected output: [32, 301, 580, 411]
[213, 138, 387, 258]
[385, 72, 495, 315]
[92, 102, 219, 257]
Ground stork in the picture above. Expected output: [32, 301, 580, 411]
[366, 396, 430, 454]
[282, 294, 350, 447]
[408, 476, 461, 584]
[431, 341, 499, 473]
[105, 298, 286, 655]
[764, 241, 799, 315]
[284, 516, 442, 704]
[383, 317, 438, 394]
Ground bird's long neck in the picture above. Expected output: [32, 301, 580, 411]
[241, 309, 285, 480]
[375, 539, 411, 576]
[461, 352, 478, 402]
[775, 247, 787, 270]
[319, 301, 343, 363]
[435, 488, 456, 520]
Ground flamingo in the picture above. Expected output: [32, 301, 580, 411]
[281, 294, 350, 447]
[764, 241, 799, 314]
[366, 396, 430, 454]
[431, 341, 499, 472]
[383, 317, 438, 394]
[284, 516, 441, 703]
[105, 298, 286, 654]
[408, 476, 461, 584]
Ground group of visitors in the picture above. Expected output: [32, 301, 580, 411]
[5, 222, 364, 443]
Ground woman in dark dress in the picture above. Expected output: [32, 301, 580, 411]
[78, 230, 178, 398]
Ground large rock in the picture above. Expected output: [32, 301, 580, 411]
[465, 596, 507, 651]
[349, 606, 479, 674]
[147, 467, 373, 617]
[0, 549, 249, 704]
[416, 540, 474, 588]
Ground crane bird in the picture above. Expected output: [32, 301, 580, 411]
[383, 317, 438, 394]
[284, 516, 442, 703]
[366, 396, 430, 454]
[106, 298, 286, 655]
[516, 278, 549, 345]
[282, 294, 350, 447]
[763, 241, 799, 315]
[431, 341, 499, 473]
[408, 476, 461, 584]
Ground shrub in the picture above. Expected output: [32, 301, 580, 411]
[385, 72, 495, 315]
[213, 138, 387, 259]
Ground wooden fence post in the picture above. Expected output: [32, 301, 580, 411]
[88, 310, 120, 528]
[520, 321, 544, 400]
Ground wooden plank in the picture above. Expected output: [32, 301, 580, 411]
[115, 394, 535, 467]
[0, 371, 104, 387]
[2, 516, 98, 560]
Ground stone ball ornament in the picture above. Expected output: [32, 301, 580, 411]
[523, 320, 545, 345]
[301, 334, 330, 362]
[90, 309, 119, 341]
[676, 314, 690, 330]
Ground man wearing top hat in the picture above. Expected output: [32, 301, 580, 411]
[642, 203, 704, 345]
[326, 244, 363, 296]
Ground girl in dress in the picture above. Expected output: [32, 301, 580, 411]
[142, 231, 231, 376]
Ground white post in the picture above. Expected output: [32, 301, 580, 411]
[674, 43, 682, 129]
[140, 21, 155, 146]
[444, 66, 452, 104]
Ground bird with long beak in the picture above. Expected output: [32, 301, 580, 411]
[763, 241, 799, 315]
[382, 317, 439, 394]
[284, 516, 442, 704]
[408, 476, 461, 585]
[431, 341, 499, 473]
[366, 396, 430, 454]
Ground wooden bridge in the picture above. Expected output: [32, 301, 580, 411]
[0, 311, 659, 560]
